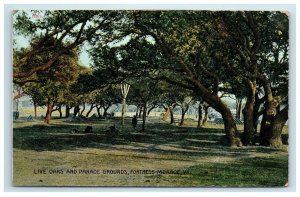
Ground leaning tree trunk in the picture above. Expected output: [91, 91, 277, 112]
[242, 80, 256, 145]
[80, 103, 86, 115]
[103, 106, 109, 117]
[205, 94, 242, 146]
[147, 105, 156, 117]
[142, 102, 147, 132]
[197, 102, 203, 128]
[86, 104, 95, 117]
[221, 108, 242, 147]
[96, 105, 101, 118]
[44, 103, 53, 124]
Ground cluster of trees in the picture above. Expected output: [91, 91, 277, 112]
[13, 10, 288, 148]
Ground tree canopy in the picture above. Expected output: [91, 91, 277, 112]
[13, 10, 289, 148]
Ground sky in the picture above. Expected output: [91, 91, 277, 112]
[14, 34, 92, 67]
[13, 10, 92, 67]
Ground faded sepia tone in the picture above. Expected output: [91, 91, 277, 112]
[12, 10, 288, 187]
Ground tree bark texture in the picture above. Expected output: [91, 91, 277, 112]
[260, 105, 288, 148]
[242, 80, 256, 145]
[44, 103, 53, 124]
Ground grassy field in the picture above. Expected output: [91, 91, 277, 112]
[13, 118, 288, 187]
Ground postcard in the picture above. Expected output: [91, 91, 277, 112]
[12, 10, 289, 187]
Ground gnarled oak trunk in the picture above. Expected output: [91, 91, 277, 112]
[260, 105, 288, 148]
[242, 80, 256, 145]
[44, 103, 53, 124]
[207, 95, 242, 147]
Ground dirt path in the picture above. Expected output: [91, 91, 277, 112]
[13, 143, 288, 186]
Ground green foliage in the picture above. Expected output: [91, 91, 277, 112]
[22, 52, 85, 107]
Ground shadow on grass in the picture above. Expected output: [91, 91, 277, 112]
[146, 155, 288, 187]
[13, 120, 285, 158]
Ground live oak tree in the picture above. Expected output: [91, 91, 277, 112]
[13, 10, 125, 82]
[177, 96, 195, 126]
[22, 51, 84, 123]
[89, 12, 243, 145]
[122, 11, 244, 146]
[220, 11, 289, 147]
[16, 10, 288, 147]
[256, 13, 289, 148]
[128, 78, 163, 132]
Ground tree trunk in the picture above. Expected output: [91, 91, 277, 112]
[206, 95, 242, 146]
[86, 104, 95, 117]
[152, 32, 243, 146]
[197, 102, 203, 128]
[34, 103, 37, 119]
[147, 105, 156, 117]
[80, 103, 86, 115]
[103, 106, 109, 117]
[58, 105, 62, 118]
[135, 104, 139, 117]
[269, 105, 288, 148]
[260, 105, 288, 148]
[65, 105, 71, 118]
[142, 102, 147, 132]
[179, 109, 186, 126]
[96, 105, 101, 118]
[44, 103, 53, 124]
[169, 106, 174, 124]
[121, 98, 126, 125]
[138, 105, 143, 118]
[258, 74, 287, 148]
[221, 108, 242, 147]
[73, 105, 80, 117]
[202, 104, 209, 126]
[242, 80, 256, 145]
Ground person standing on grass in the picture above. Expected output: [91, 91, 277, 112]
[132, 115, 137, 129]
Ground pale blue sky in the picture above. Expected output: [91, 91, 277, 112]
[14, 35, 92, 67]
